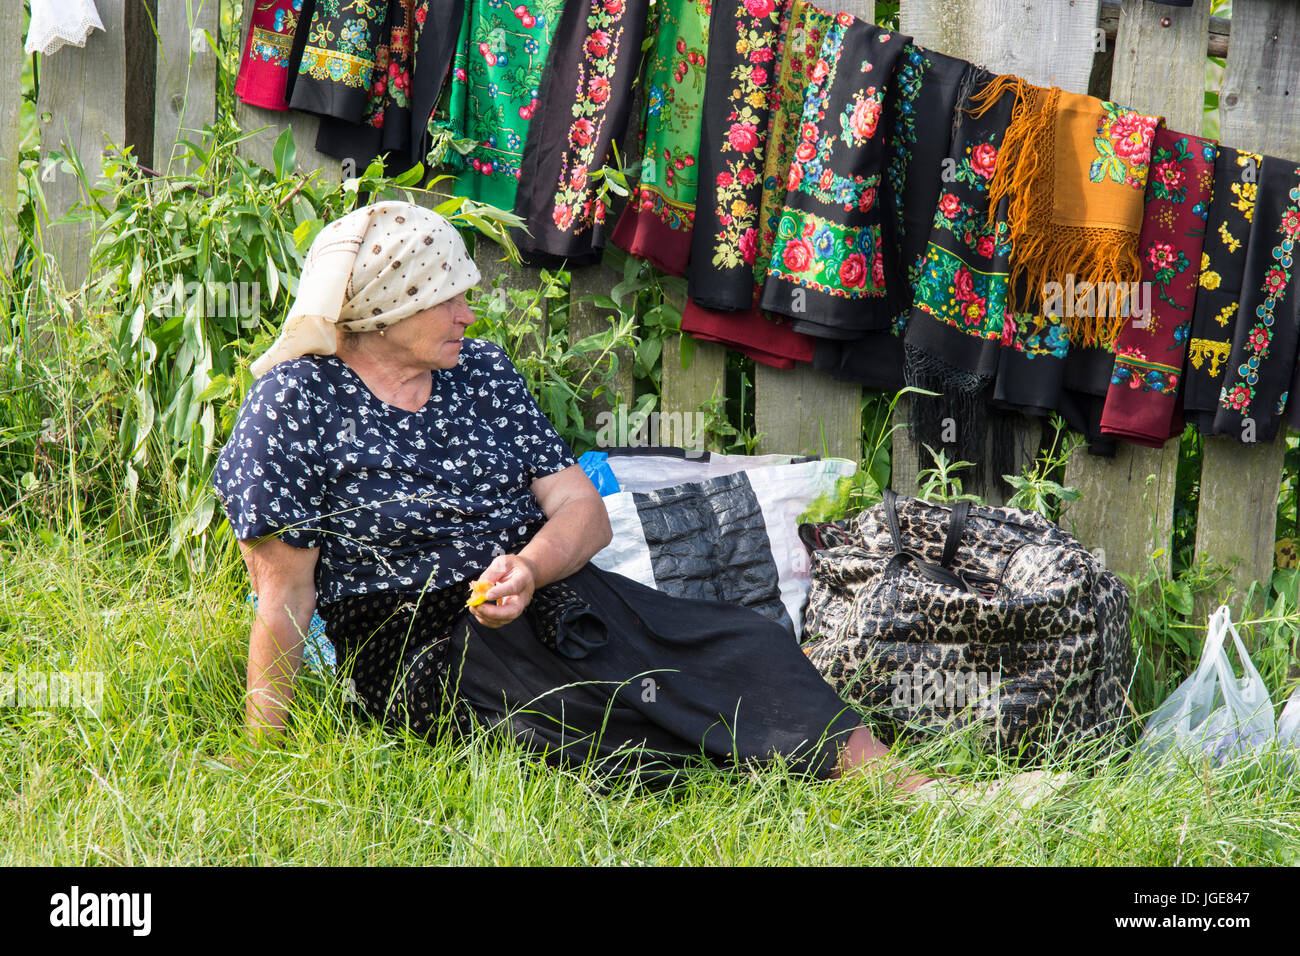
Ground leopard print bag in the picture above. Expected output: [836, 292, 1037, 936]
[799, 490, 1133, 756]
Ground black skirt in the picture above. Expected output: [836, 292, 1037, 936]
[319, 563, 860, 787]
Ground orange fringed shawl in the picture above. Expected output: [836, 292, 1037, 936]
[969, 76, 1162, 348]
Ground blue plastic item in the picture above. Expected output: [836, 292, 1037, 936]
[578, 450, 620, 496]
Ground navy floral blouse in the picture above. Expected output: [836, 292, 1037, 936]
[212, 338, 577, 607]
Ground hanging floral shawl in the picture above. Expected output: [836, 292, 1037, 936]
[679, 0, 815, 369]
[1183, 145, 1260, 432]
[687, 0, 792, 311]
[289, 0, 393, 122]
[510, 0, 652, 267]
[756, 15, 911, 338]
[1211, 157, 1300, 443]
[971, 79, 1161, 349]
[1099, 130, 1216, 447]
[610, 0, 713, 276]
[901, 66, 1018, 491]
[435, 0, 566, 211]
[313, 0, 459, 177]
[235, 0, 305, 111]
[816, 42, 971, 390]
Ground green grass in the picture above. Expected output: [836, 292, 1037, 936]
[3, 530, 1300, 866]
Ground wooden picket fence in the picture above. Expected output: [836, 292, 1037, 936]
[10, 0, 1300, 608]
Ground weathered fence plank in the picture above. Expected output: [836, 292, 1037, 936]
[661, 286, 726, 451]
[154, 0, 219, 173]
[35, 0, 129, 290]
[231, 0, 338, 179]
[1060, 0, 1211, 583]
[894, 0, 1101, 502]
[569, 84, 644, 425]
[1, 4, 23, 264]
[1194, 0, 1300, 610]
[900, 0, 1102, 90]
[756, 361, 863, 459]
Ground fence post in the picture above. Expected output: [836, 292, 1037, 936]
[34, 0, 130, 291]
[751, 0, 872, 464]
[569, 84, 643, 428]
[154, 0, 219, 174]
[1193, 0, 1300, 616]
[1, 6, 23, 267]
[1059, 0, 1212, 584]
[895, 0, 1101, 503]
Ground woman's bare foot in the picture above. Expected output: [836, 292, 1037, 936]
[833, 725, 935, 792]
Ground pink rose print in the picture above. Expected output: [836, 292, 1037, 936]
[1146, 241, 1176, 270]
[1111, 111, 1157, 162]
[1226, 385, 1252, 411]
[739, 228, 758, 265]
[954, 266, 975, 303]
[783, 238, 814, 272]
[939, 193, 961, 219]
[970, 142, 998, 180]
[848, 93, 882, 141]
[839, 252, 867, 289]
[588, 76, 611, 104]
[1155, 162, 1183, 189]
[727, 122, 759, 153]
[1265, 267, 1288, 295]
[571, 119, 595, 147]
[1281, 209, 1300, 239]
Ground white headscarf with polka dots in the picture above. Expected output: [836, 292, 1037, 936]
[250, 201, 482, 378]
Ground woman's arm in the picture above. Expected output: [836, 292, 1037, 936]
[470, 463, 611, 628]
[238, 536, 320, 743]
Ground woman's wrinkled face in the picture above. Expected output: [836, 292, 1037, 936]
[387, 290, 476, 370]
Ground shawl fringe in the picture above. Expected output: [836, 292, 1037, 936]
[969, 77, 1143, 351]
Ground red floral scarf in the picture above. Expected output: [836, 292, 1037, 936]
[1100, 129, 1216, 447]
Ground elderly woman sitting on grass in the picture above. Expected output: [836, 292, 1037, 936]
[214, 201, 932, 791]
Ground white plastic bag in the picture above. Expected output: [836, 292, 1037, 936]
[1278, 686, 1300, 748]
[1138, 605, 1275, 767]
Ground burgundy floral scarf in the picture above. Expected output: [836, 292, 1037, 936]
[1099, 130, 1216, 447]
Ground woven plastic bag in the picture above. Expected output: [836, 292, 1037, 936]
[1138, 605, 1275, 766]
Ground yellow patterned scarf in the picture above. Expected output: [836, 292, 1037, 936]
[970, 77, 1162, 348]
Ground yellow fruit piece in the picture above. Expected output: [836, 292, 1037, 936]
[466, 579, 494, 608]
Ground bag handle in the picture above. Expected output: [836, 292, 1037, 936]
[881, 490, 996, 594]
[882, 489, 970, 570]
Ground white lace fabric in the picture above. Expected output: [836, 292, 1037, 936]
[25, 0, 106, 56]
